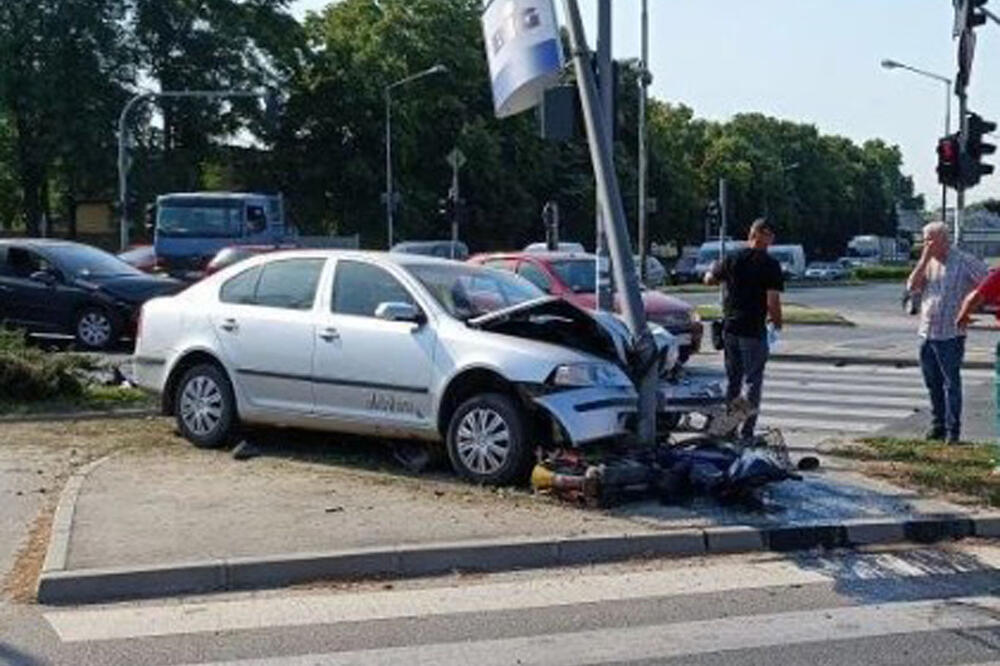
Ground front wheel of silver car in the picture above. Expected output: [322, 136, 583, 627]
[446, 393, 532, 486]
[175, 364, 236, 449]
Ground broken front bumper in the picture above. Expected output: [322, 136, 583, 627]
[659, 365, 727, 413]
[529, 365, 727, 445]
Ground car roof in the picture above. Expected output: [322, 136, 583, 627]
[475, 251, 593, 262]
[238, 248, 468, 268]
[0, 238, 89, 250]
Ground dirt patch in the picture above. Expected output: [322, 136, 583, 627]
[2, 498, 56, 603]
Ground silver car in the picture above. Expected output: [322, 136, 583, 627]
[133, 251, 723, 484]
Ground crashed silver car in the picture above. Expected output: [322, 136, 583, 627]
[133, 251, 723, 484]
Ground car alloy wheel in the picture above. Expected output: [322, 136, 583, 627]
[455, 407, 512, 476]
[175, 363, 236, 449]
[180, 375, 224, 438]
[76, 308, 113, 349]
[446, 393, 532, 485]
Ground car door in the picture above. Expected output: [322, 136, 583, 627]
[211, 258, 325, 415]
[0, 245, 71, 331]
[312, 259, 436, 432]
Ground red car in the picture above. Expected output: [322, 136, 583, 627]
[469, 251, 703, 362]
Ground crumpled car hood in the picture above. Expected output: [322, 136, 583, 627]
[467, 297, 623, 365]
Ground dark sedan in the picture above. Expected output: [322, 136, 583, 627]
[0, 240, 183, 350]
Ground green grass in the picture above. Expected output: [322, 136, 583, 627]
[0, 384, 154, 417]
[851, 264, 913, 281]
[695, 304, 854, 327]
[831, 436, 1000, 507]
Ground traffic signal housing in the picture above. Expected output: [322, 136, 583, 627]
[963, 111, 996, 187]
[937, 134, 961, 188]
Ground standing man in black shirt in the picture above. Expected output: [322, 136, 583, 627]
[704, 218, 784, 440]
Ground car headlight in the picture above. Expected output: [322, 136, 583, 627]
[551, 362, 632, 388]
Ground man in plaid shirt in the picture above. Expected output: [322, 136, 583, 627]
[906, 222, 989, 444]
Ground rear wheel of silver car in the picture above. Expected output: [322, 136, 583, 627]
[446, 393, 532, 486]
[75, 307, 116, 350]
[175, 364, 235, 449]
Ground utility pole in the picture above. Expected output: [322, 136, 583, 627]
[562, 0, 656, 446]
[637, 0, 650, 286]
[595, 0, 614, 311]
[718, 178, 727, 311]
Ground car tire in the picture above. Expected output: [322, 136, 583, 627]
[446, 393, 532, 485]
[174, 363, 236, 449]
[74, 306, 117, 350]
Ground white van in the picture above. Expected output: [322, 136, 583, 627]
[694, 240, 748, 279]
[768, 244, 806, 280]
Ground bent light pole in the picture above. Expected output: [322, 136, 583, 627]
[117, 89, 268, 251]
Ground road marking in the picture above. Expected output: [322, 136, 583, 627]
[763, 391, 921, 409]
[755, 415, 882, 433]
[757, 402, 913, 420]
[179, 595, 1000, 666]
[45, 559, 832, 642]
[765, 379, 929, 397]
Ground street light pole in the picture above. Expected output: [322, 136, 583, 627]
[637, 0, 649, 285]
[880, 59, 952, 224]
[117, 89, 268, 252]
[384, 64, 448, 249]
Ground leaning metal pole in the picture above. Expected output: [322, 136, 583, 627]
[563, 0, 657, 445]
[637, 0, 649, 285]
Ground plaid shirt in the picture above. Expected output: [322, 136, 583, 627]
[918, 249, 989, 340]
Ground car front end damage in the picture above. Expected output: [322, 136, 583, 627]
[467, 298, 725, 447]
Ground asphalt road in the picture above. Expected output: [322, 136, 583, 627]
[3, 544, 1000, 665]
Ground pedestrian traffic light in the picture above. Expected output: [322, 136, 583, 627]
[962, 111, 996, 187]
[937, 134, 961, 188]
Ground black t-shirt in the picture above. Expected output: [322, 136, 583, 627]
[719, 248, 784, 338]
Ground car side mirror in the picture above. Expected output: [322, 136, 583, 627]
[374, 301, 423, 324]
[30, 269, 58, 286]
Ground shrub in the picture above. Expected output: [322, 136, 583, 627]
[852, 264, 913, 281]
[0, 328, 85, 402]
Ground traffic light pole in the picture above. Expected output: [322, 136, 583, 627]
[595, 0, 614, 312]
[562, 0, 657, 446]
[957, 88, 968, 246]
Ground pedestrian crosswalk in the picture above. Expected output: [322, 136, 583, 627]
[39, 544, 1000, 665]
[712, 360, 994, 435]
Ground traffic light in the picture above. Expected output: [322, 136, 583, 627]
[937, 134, 961, 188]
[963, 111, 996, 187]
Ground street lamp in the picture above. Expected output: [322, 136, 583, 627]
[880, 58, 952, 225]
[116, 89, 272, 251]
[384, 63, 448, 249]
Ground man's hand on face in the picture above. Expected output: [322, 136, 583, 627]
[922, 235, 944, 262]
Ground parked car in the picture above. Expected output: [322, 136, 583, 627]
[0, 240, 182, 349]
[524, 241, 586, 253]
[391, 240, 469, 260]
[670, 255, 700, 284]
[134, 251, 724, 485]
[117, 244, 158, 273]
[804, 262, 848, 281]
[468, 251, 703, 363]
[693, 240, 748, 280]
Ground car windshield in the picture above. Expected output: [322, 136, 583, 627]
[158, 201, 244, 238]
[549, 259, 597, 293]
[407, 263, 543, 321]
[809, 262, 831, 269]
[770, 250, 794, 263]
[50, 244, 143, 278]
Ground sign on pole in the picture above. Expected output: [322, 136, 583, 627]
[482, 0, 564, 118]
[446, 148, 467, 171]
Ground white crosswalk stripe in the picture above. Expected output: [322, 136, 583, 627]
[43, 546, 1000, 666]
[705, 359, 992, 435]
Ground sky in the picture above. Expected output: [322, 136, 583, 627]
[292, 0, 1000, 207]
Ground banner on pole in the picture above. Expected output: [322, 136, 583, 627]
[482, 0, 564, 118]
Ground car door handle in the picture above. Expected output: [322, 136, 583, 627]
[220, 318, 239, 333]
[318, 327, 340, 342]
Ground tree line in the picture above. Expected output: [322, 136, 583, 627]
[0, 0, 921, 258]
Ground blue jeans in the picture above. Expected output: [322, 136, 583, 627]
[724, 333, 769, 439]
[919, 337, 966, 438]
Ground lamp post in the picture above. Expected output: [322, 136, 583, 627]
[384, 64, 448, 249]
[880, 58, 952, 225]
[637, 0, 650, 284]
[117, 89, 270, 251]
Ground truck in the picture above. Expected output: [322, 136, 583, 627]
[149, 192, 293, 279]
[844, 235, 906, 266]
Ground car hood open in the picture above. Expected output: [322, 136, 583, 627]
[467, 297, 624, 365]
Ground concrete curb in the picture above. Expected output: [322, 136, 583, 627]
[0, 408, 160, 425]
[36, 512, 1000, 606]
[41, 455, 115, 575]
[769, 353, 993, 371]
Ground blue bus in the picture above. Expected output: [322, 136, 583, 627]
[151, 192, 292, 277]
